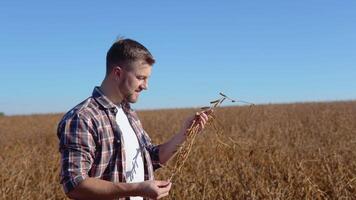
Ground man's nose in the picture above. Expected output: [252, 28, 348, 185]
[141, 80, 148, 90]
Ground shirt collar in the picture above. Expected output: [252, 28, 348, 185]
[92, 86, 132, 113]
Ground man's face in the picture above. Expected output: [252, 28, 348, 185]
[116, 60, 152, 103]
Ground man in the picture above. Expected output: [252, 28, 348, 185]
[57, 38, 209, 200]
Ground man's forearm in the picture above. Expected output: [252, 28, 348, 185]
[158, 130, 186, 165]
[158, 111, 210, 165]
[67, 178, 141, 200]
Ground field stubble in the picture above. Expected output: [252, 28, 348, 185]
[1, 101, 356, 199]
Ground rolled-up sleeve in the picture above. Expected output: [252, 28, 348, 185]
[57, 113, 96, 193]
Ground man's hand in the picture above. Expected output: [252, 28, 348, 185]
[65, 178, 171, 200]
[158, 110, 213, 165]
[181, 110, 212, 134]
[137, 180, 172, 199]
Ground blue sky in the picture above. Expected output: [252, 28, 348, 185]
[0, 0, 355, 115]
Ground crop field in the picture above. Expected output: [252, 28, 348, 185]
[1, 101, 356, 199]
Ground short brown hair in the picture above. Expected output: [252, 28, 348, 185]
[106, 38, 155, 75]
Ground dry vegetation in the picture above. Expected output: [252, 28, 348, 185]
[1, 101, 356, 199]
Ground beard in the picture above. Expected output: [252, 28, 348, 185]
[116, 80, 139, 103]
[124, 91, 139, 103]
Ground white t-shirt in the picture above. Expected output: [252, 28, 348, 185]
[116, 106, 144, 200]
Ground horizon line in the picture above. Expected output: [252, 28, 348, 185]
[1, 99, 355, 117]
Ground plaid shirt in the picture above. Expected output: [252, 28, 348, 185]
[57, 87, 161, 200]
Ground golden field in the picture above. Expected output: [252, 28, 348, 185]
[1, 101, 356, 199]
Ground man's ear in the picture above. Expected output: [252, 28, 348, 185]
[113, 66, 123, 79]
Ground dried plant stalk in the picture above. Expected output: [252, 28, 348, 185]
[168, 115, 210, 181]
[169, 93, 253, 181]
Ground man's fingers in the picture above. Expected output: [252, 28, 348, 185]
[156, 182, 171, 199]
[199, 120, 205, 129]
[157, 191, 170, 199]
[148, 181, 171, 199]
[202, 113, 208, 122]
[156, 180, 167, 186]
[199, 113, 208, 124]
[192, 110, 213, 132]
[156, 180, 170, 187]
[160, 183, 171, 193]
[197, 110, 210, 119]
